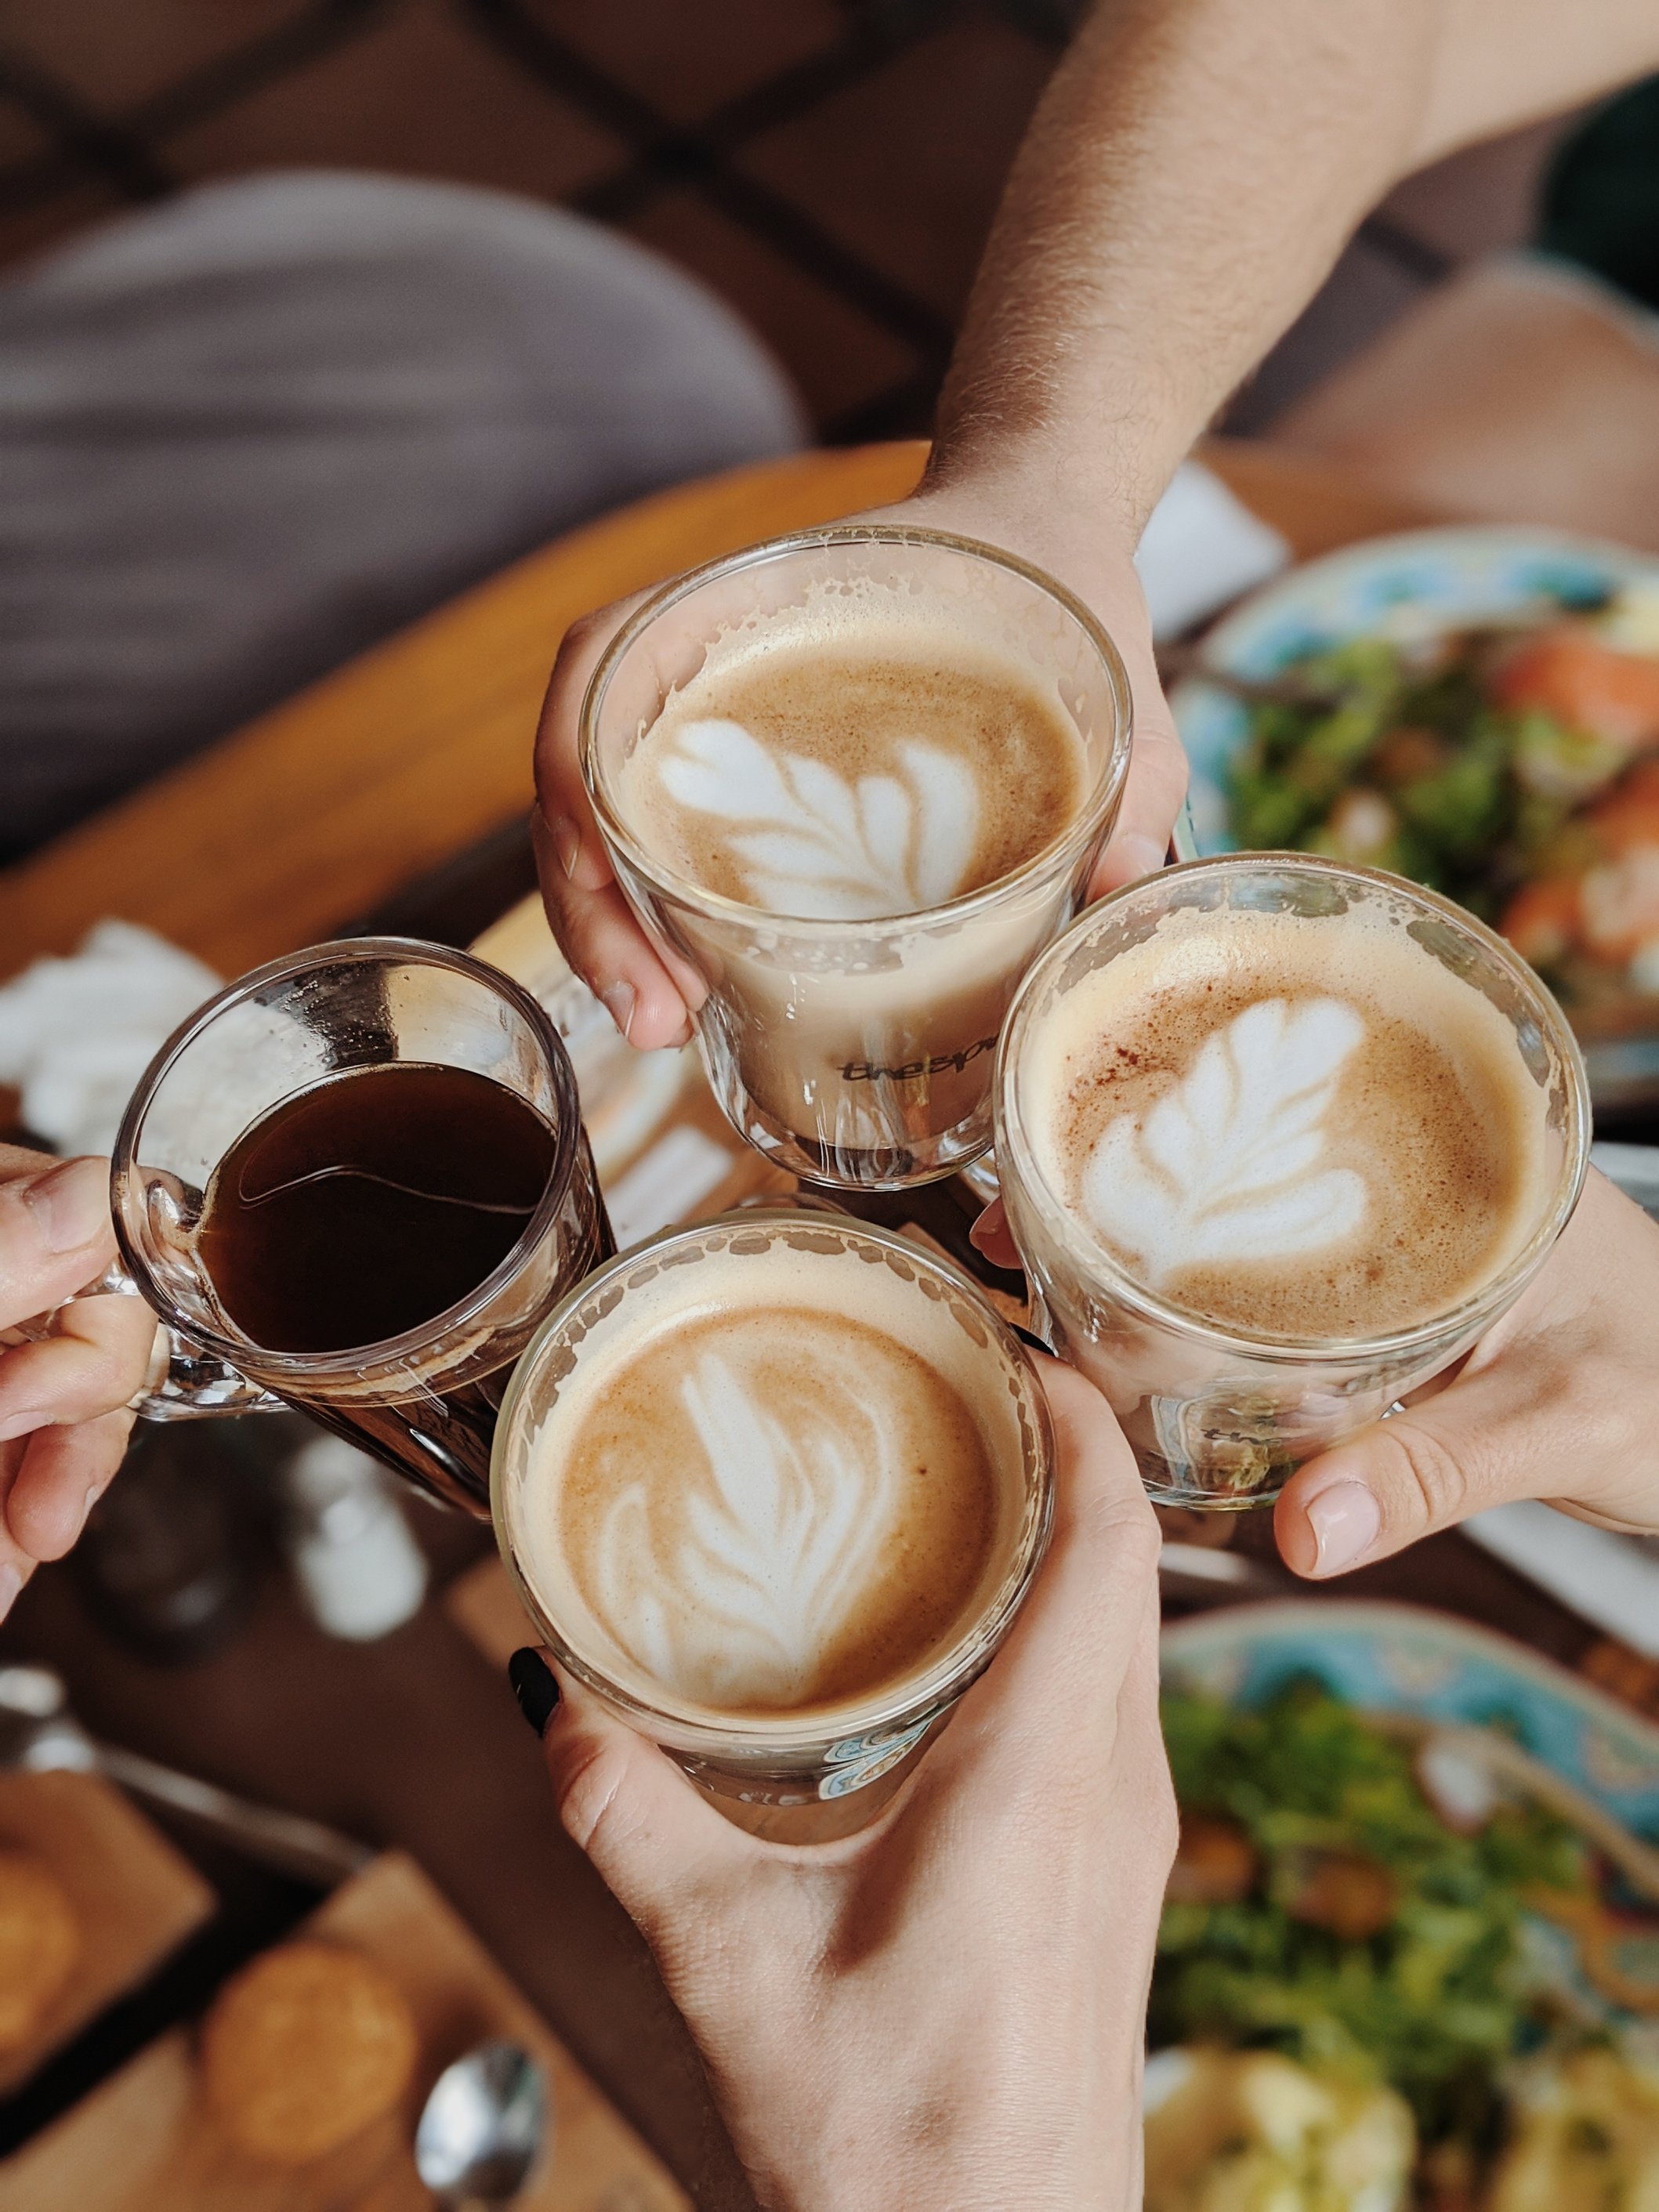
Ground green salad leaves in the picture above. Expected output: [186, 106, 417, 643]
[1153, 1684, 1590, 2148]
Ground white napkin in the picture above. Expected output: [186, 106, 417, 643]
[1136, 461, 1291, 641]
[0, 920, 221, 1157]
[1464, 1501, 1659, 1661]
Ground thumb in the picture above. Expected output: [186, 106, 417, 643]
[1273, 1341, 1640, 1575]
[534, 1656, 760, 1939]
[0, 1157, 116, 1332]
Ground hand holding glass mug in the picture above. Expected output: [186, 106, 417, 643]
[994, 855, 1591, 1509]
[522, 1357, 1174, 2212]
[19, 940, 614, 1526]
[566, 523, 1132, 1189]
[494, 1211, 1053, 1830]
[0, 1147, 156, 1616]
[1273, 1164, 1659, 1575]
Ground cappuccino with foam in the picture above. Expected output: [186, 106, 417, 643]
[1025, 904, 1553, 1336]
[997, 858, 1588, 1504]
[617, 628, 1085, 922]
[494, 1215, 1052, 1813]
[583, 529, 1131, 1187]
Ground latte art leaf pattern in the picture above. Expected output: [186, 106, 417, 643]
[656, 717, 980, 918]
[1082, 997, 1369, 1283]
[596, 1347, 902, 1707]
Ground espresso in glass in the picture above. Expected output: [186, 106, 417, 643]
[109, 940, 614, 1515]
[584, 527, 1132, 1189]
[194, 1062, 602, 1495]
[494, 1212, 1053, 1821]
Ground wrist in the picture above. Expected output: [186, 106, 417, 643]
[900, 458, 1146, 622]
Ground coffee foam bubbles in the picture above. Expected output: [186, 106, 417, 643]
[614, 581, 1087, 921]
[509, 1240, 1026, 1719]
[1025, 906, 1556, 1337]
[655, 719, 981, 919]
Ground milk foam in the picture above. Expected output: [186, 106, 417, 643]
[656, 718, 980, 919]
[591, 1334, 916, 1708]
[510, 1239, 1023, 1718]
[1025, 907, 1556, 1337]
[614, 591, 1087, 922]
[1083, 996, 1369, 1283]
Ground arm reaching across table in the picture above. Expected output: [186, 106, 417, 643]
[536, 0, 1659, 1045]
[521, 1361, 1175, 2212]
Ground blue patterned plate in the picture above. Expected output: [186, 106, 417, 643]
[1170, 526, 1659, 1105]
[1162, 1598, 1659, 2029]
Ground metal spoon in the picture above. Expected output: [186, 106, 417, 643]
[415, 2041, 549, 2208]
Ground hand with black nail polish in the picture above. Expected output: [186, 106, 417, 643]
[0, 1144, 155, 1624]
[507, 1646, 560, 1737]
[522, 1363, 1174, 2212]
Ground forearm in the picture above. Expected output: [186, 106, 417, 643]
[929, 0, 1436, 541]
[929, 0, 1659, 548]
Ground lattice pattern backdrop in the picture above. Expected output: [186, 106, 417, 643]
[0, 0, 1560, 439]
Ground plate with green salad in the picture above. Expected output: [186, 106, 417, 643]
[1171, 527, 1659, 1109]
[1148, 1600, 1659, 2210]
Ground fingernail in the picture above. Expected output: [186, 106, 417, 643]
[552, 815, 583, 881]
[0, 1566, 19, 1622]
[509, 1647, 560, 1737]
[81, 1483, 104, 1533]
[0, 1410, 47, 1443]
[1305, 1480, 1381, 1577]
[599, 982, 636, 1042]
[20, 1156, 108, 1253]
[1114, 832, 1168, 883]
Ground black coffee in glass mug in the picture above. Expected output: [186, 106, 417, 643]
[100, 940, 614, 1515]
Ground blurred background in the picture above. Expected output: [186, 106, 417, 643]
[0, 0, 1577, 441]
[2, 13, 1657, 2212]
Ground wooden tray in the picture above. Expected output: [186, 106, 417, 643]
[0, 1852, 687, 2212]
[0, 1772, 214, 2099]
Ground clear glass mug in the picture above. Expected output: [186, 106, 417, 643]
[995, 857, 1592, 1508]
[581, 525, 1133, 1191]
[71, 939, 613, 1516]
[492, 1210, 1055, 1833]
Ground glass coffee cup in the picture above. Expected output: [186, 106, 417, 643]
[995, 856, 1592, 1508]
[492, 1210, 1054, 1830]
[580, 525, 1132, 1191]
[50, 939, 614, 1515]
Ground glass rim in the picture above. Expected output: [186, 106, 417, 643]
[995, 853, 1593, 1363]
[578, 522, 1135, 938]
[110, 935, 585, 1378]
[490, 1205, 1056, 1754]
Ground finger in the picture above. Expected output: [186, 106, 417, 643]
[1273, 1356, 1649, 1577]
[0, 1157, 116, 1331]
[532, 813, 695, 1051]
[1060, 557, 1185, 894]
[532, 599, 646, 892]
[967, 1197, 1020, 1272]
[1091, 684, 1187, 893]
[0, 1449, 38, 1622]
[533, 596, 699, 1049]
[6, 1408, 132, 1561]
[535, 833, 697, 1052]
[541, 1660, 763, 1939]
[0, 1291, 158, 1442]
[1095, 716, 1186, 891]
[939, 1360, 1161, 1779]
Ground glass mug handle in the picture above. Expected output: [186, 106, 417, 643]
[17, 1265, 286, 1421]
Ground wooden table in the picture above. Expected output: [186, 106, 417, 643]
[3, 440, 1644, 2211]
